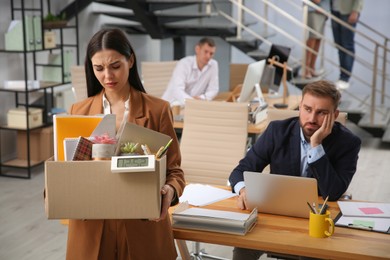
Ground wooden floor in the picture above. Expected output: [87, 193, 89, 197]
[1, 122, 389, 260]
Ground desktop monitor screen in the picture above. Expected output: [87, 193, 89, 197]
[267, 44, 291, 92]
[237, 60, 266, 103]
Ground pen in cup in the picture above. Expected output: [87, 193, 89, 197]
[312, 202, 318, 214]
[307, 202, 316, 214]
[319, 196, 329, 215]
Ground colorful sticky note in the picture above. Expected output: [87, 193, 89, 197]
[353, 219, 375, 228]
[359, 207, 384, 215]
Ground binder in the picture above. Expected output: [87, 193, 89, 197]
[42, 50, 73, 82]
[172, 202, 258, 236]
[33, 15, 43, 50]
[335, 201, 390, 234]
[5, 18, 33, 51]
[334, 212, 390, 234]
[53, 115, 104, 161]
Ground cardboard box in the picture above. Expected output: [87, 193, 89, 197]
[17, 126, 54, 162]
[46, 122, 172, 219]
[7, 107, 43, 129]
[44, 31, 56, 48]
[44, 156, 166, 219]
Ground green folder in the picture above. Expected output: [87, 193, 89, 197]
[5, 16, 36, 51]
[42, 50, 73, 82]
[33, 15, 43, 50]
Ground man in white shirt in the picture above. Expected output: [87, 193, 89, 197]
[162, 38, 219, 106]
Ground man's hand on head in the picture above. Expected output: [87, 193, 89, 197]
[310, 112, 335, 147]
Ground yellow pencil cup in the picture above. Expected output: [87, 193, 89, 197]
[309, 210, 334, 238]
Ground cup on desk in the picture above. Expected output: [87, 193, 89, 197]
[309, 210, 334, 238]
[172, 105, 181, 116]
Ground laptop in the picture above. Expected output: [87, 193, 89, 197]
[244, 171, 318, 218]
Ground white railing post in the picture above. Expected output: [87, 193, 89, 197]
[302, 2, 309, 78]
[381, 38, 388, 105]
[370, 44, 379, 124]
[236, 0, 242, 39]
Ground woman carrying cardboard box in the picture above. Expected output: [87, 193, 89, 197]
[66, 28, 185, 260]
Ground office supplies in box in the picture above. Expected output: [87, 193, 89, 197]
[53, 114, 115, 161]
[7, 107, 43, 128]
[46, 121, 172, 219]
[45, 155, 166, 219]
[172, 202, 258, 235]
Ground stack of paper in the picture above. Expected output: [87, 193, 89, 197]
[179, 183, 237, 206]
[335, 201, 390, 233]
[172, 202, 257, 235]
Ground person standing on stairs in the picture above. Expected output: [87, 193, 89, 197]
[331, 0, 364, 90]
[304, 0, 331, 79]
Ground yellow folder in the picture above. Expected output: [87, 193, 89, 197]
[53, 115, 104, 161]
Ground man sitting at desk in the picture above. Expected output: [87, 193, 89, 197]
[162, 37, 219, 107]
[229, 80, 361, 260]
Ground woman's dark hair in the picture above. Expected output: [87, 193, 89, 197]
[84, 28, 146, 97]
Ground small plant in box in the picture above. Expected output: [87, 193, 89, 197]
[91, 133, 117, 160]
[43, 12, 67, 29]
[120, 142, 139, 155]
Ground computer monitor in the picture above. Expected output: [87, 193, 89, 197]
[237, 60, 266, 103]
[266, 44, 291, 92]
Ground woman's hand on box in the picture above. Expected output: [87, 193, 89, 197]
[153, 184, 176, 222]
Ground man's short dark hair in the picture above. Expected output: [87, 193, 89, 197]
[197, 37, 216, 47]
[302, 80, 341, 109]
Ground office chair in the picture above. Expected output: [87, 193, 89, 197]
[141, 61, 177, 98]
[70, 65, 88, 102]
[266, 109, 348, 126]
[178, 99, 248, 259]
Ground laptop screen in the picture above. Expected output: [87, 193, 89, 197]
[244, 171, 318, 218]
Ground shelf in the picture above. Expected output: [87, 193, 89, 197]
[0, 124, 50, 131]
[0, 81, 65, 93]
[1, 158, 43, 168]
[43, 20, 68, 29]
[0, 0, 79, 178]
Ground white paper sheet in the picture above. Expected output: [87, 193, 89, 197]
[179, 183, 237, 206]
[338, 201, 390, 218]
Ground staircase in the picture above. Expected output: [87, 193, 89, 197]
[61, 0, 390, 143]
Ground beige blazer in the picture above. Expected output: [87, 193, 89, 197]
[66, 87, 185, 260]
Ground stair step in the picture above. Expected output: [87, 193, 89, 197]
[246, 50, 269, 60]
[357, 106, 390, 137]
[98, 14, 141, 26]
[154, 10, 218, 17]
[226, 37, 262, 53]
[381, 125, 390, 142]
[358, 106, 390, 128]
[92, 2, 133, 15]
[146, 0, 212, 11]
[145, 0, 212, 3]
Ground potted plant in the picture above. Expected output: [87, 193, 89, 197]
[120, 142, 139, 155]
[43, 12, 67, 29]
[91, 133, 117, 160]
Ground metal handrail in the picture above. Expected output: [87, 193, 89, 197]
[222, 0, 389, 124]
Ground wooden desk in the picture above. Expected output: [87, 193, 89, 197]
[173, 197, 390, 260]
[173, 95, 301, 136]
